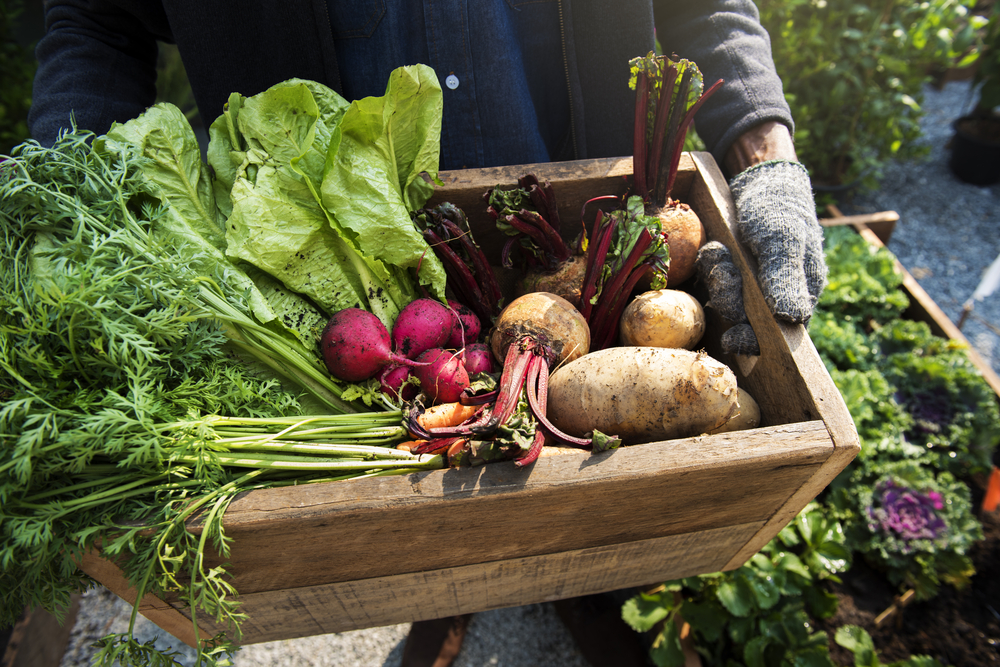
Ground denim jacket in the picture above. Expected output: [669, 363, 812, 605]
[28, 0, 792, 170]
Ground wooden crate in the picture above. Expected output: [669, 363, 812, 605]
[78, 153, 860, 648]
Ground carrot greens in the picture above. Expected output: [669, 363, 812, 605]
[0, 125, 438, 665]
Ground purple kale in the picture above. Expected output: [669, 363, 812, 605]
[867, 478, 947, 547]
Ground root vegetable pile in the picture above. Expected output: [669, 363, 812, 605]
[405, 292, 619, 466]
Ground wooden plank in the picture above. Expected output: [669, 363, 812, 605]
[167, 522, 764, 645]
[819, 211, 899, 245]
[181, 421, 834, 595]
[1, 596, 80, 667]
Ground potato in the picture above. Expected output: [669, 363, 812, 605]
[707, 388, 761, 434]
[620, 289, 705, 349]
[547, 347, 739, 445]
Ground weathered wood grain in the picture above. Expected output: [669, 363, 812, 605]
[159, 522, 765, 645]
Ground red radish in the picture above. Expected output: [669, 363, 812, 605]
[414, 348, 470, 404]
[392, 298, 453, 360]
[380, 364, 418, 402]
[321, 308, 419, 382]
[407, 292, 619, 467]
[447, 299, 481, 347]
[462, 343, 495, 375]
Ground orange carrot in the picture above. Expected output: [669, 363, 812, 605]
[412, 402, 480, 435]
[983, 465, 1000, 513]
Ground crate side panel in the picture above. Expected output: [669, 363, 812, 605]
[190, 522, 763, 645]
[197, 422, 833, 595]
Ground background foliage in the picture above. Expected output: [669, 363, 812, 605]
[757, 0, 985, 190]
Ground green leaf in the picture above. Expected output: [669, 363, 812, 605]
[717, 572, 756, 617]
[622, 590, 674, 632]
[650, 617, 687, 667]
[835, 625, 879, 667]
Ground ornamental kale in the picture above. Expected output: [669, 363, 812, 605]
[845, 461, 982, 600]
[867, 478, 947, 543]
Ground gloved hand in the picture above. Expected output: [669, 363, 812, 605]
[696, 159, 827, 356]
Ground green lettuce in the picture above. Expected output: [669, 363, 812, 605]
[208, 66, 448, 328]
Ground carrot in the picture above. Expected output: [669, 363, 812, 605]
[983, 465, 1000, 513]
[396, 440, 427, 452]
[412, 402, 481, 434]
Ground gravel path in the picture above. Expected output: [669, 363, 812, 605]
[841, 79, 1000, 377]
[57, 79, 1000, 667]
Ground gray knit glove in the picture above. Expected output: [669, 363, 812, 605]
[729, 159, 827, 322]
[696, 242, 761, 356]
[696, 160, 827, 356]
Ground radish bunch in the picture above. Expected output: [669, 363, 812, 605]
[320, 297, 490, 404]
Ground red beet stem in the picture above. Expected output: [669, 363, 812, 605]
[522, 353, 592, 449]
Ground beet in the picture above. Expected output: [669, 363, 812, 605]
[320, 308, 415, 382]
[414, 348, 470, 404]
[392, 298, 453, 360]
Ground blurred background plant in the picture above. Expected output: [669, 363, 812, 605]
[1, 0, 38, 155]
[757, 0, 988, 192]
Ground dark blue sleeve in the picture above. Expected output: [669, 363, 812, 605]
[28, 1, 168, 146]
[654, 0, 793, 168]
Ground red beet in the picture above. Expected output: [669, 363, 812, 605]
[414, 348, 470, 404]
[321, 308, 415, 382]
[446, 300, 482, 348]
[392, 298, 453, 360]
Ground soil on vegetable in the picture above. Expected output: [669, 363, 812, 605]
[815, 478, 1000, 667]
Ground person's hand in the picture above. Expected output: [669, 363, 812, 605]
[697, 122, 827, 356]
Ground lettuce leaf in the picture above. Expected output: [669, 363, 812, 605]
[209, 67, 447, 328]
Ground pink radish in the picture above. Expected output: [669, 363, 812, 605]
[321, 308, 418, 382]
[380, 364, 418, 402]
[414, 348, 470, 404]
[446, 299, 481, 348]
[462, 343, 495, 375]
[392, 298, 453, 360]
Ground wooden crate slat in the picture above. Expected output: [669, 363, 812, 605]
[158, 522, 765, 646]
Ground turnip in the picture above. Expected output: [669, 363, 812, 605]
[629, 53, 723, 286]
[408, 292, 618, 467]
[447, 299, 481, 348]
[320, 308, 421, 382]
[414, 348, 470, 404]
[392, 297, 453, 360]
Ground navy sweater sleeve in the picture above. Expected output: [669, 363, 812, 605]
[28, 0, 168, 146]
[653, 0, 793, 169]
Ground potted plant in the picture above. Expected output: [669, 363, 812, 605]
[950, 4, 1000, 185]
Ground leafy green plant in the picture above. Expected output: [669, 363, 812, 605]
[757, 0, 982, 190]
[0, 0, 37, 155]
[830, 459, 983, 600]
[835, 625, 946, 667]
[623, 503, 849, 667]
[968, 4, 1000, 115]
[811, 226, 1000, 479]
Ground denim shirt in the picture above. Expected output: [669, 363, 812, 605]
[329, 0, 568, 170]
